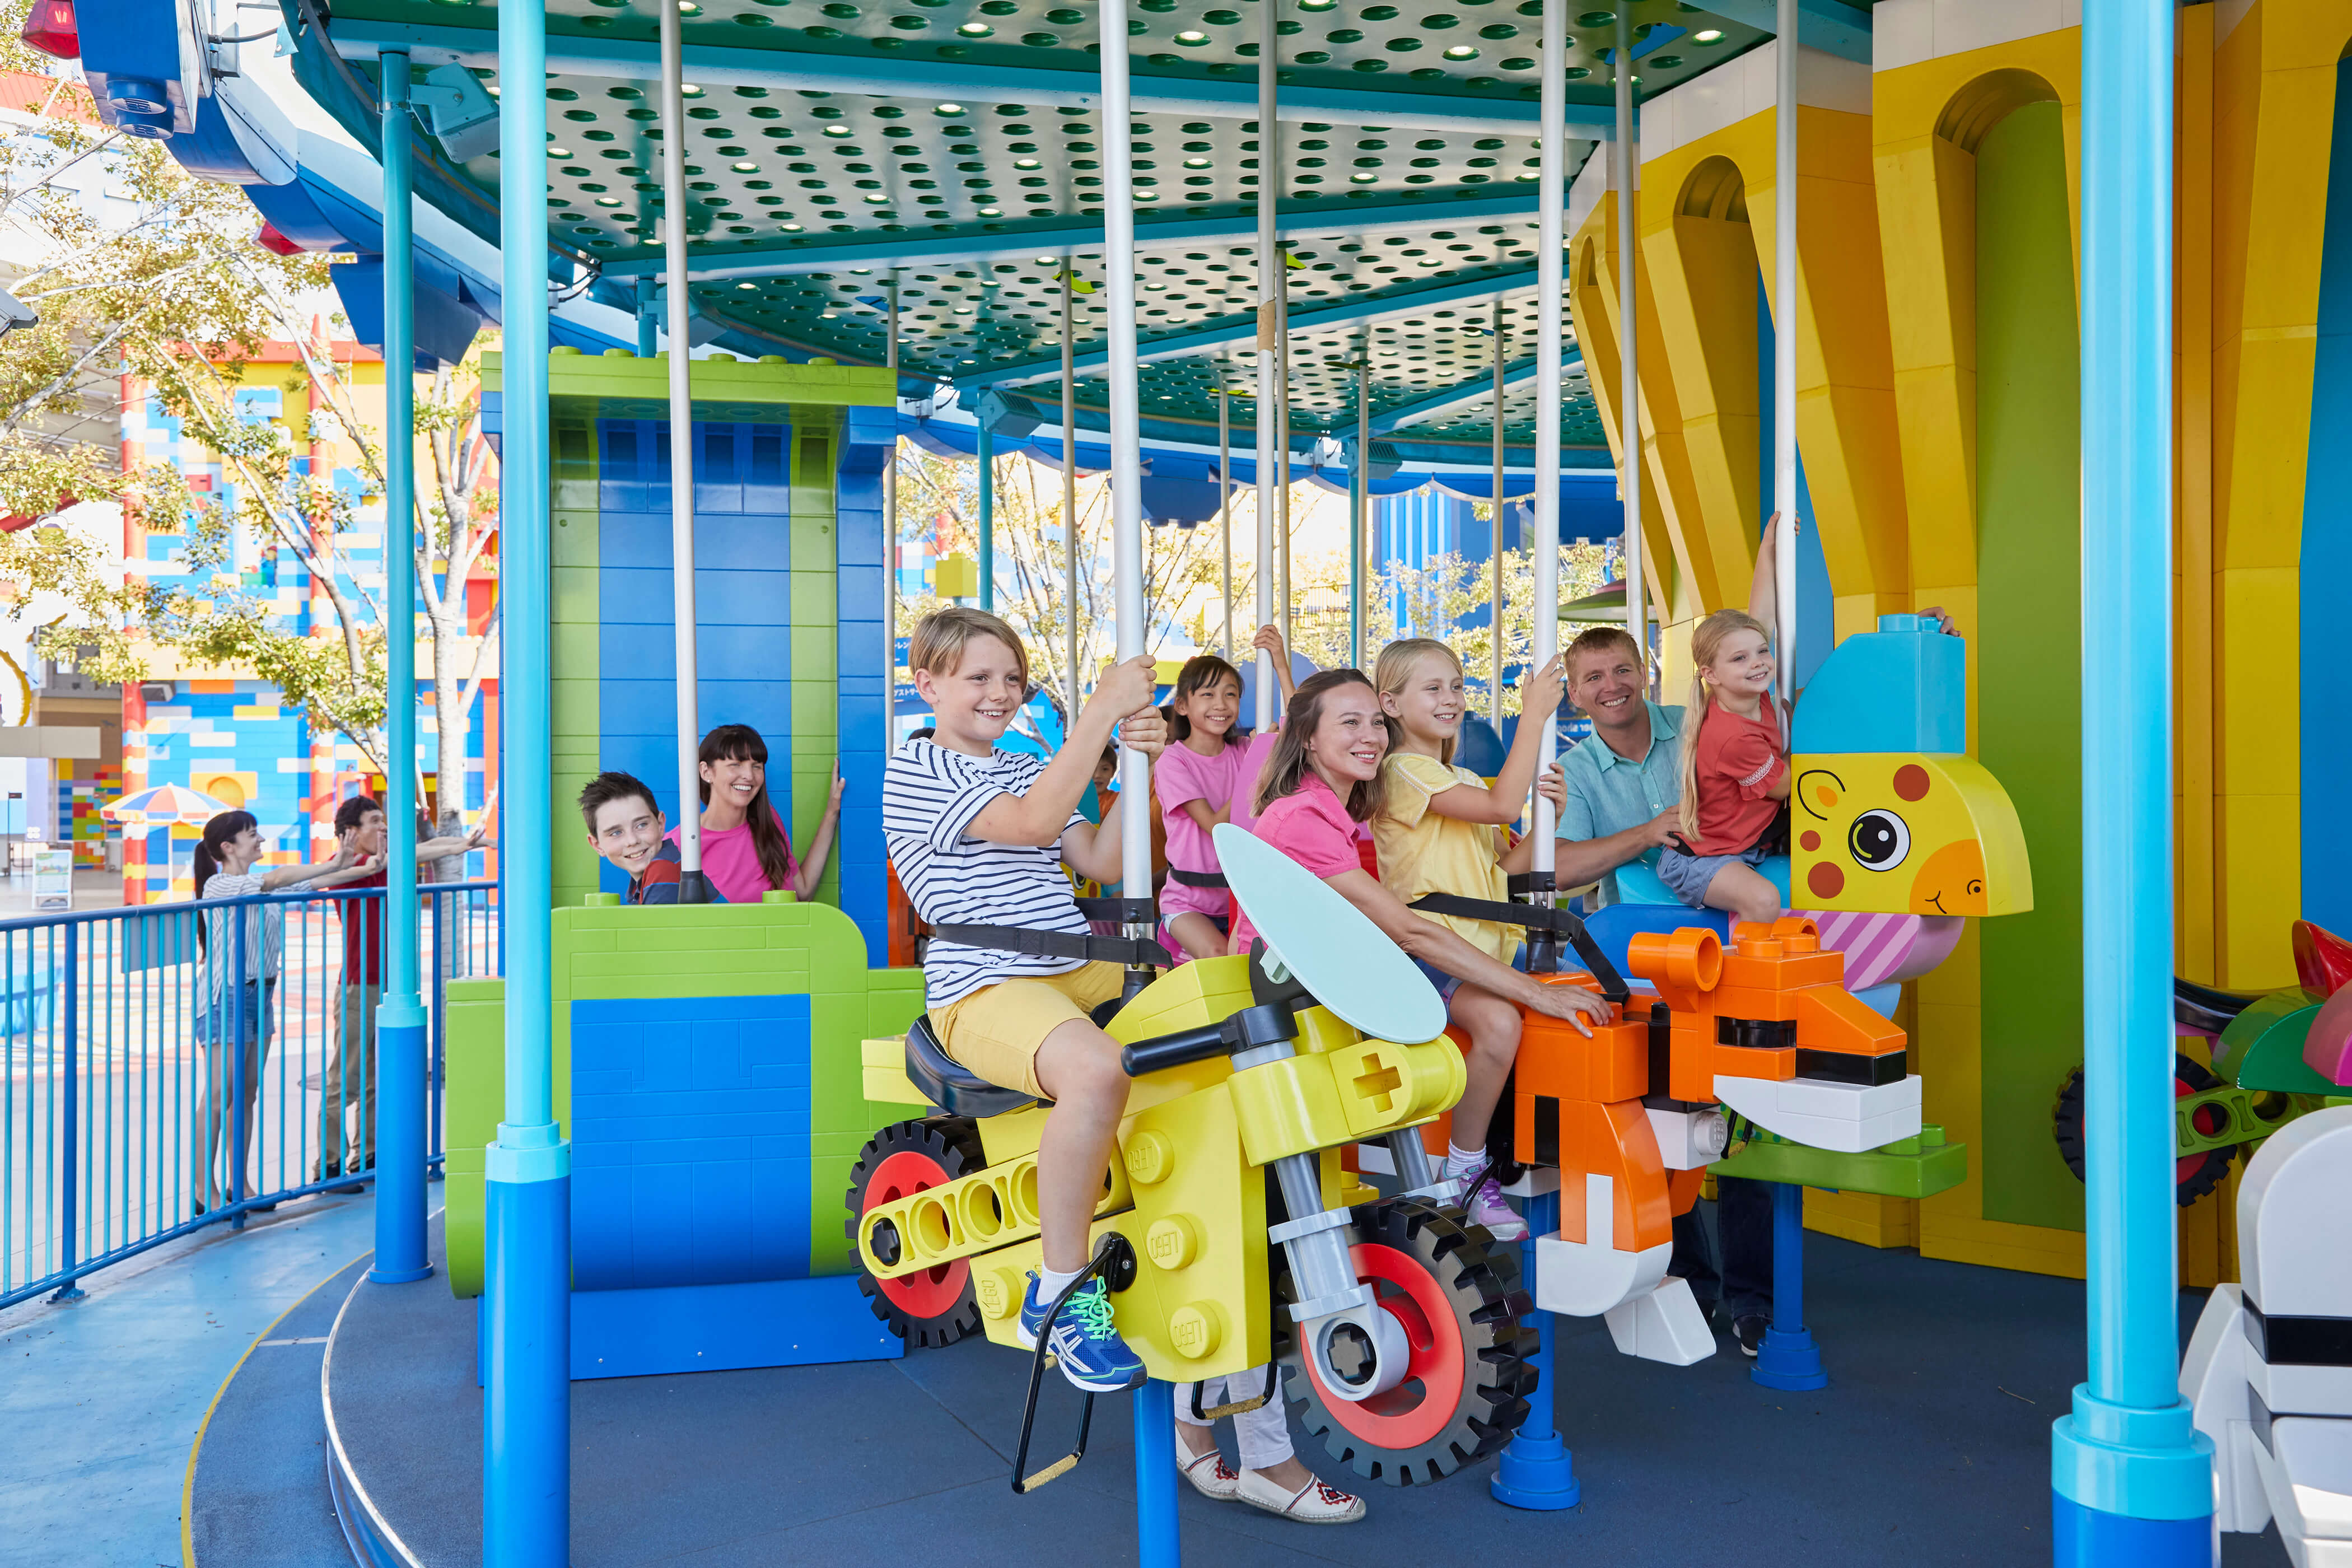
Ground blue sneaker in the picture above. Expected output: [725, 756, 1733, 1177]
[1017, 1271, 1148, 1393]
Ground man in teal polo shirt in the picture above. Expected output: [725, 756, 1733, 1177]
[1554, 626, 1686, 902]
[1551, 622, 1774, 1354]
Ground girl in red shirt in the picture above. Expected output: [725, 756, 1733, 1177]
[1655, 518, 1794, 925]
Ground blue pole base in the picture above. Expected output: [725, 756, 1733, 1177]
[1751, 1325, 1829, 1391]
[1490, 1425, 1580, 1510]
[2052, 1491, 2214, 1567]
[484, 1143, 570, 1568]
[1133, 1380, 1180, 1568]
[46, 1281, 85, 1305]
[370, 1009, 433, 1283]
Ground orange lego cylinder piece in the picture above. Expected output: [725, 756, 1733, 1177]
[1626, 926, 1722, 1007]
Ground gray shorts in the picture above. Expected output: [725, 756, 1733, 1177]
[1655, 839, 1777, 908]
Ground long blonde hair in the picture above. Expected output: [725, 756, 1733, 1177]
[1372, 638, 1459, 767]
[1676, 608, 1774, 838]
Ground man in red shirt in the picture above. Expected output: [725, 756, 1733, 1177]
[315, 796, 480, 1187]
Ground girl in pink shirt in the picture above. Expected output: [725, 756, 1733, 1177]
[667, 724, 844, 904]
[1155, 654, 1249, 963]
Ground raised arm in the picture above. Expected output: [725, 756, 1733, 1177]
[1319, 866, 1607, 1033]
[1250, 623, 1297, 704]
[1425, 655, 1564, 826]
[1749, 510, 1785, 641]
[968, 655, 1163, 849]
[790, 766, 847, 897]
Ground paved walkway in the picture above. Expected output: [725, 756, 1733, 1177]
[0, 1187, 380, 1568]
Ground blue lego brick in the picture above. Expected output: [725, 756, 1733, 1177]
[601, 622, 795, 678]
[1789, 615, 1968, 756]
[839, 407, 898, 472]
[837, 623, 888, 684]
[838, 564, 884, 624]
[568, 1275, 901, 1379]
[603, 680, 790, 742]
[568, 992, 815, 1291]
[746, 426, 789, 515]
[838, 687, 884, 746]
[598, 567, 799, 626]
[694, 424, 746, 515]
[834, 505, 882, 561]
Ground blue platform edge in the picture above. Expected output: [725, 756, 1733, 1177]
[477, 1274, 902, 1383]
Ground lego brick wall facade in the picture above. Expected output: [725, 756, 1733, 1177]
[114, 351, 497, 902]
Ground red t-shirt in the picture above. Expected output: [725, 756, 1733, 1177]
[1686, 698, 1788, 857]
[1231, 773, 1364, 954]
[342, 869, 388, 987]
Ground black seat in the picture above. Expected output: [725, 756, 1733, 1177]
[904, 1015, 1037, 1118]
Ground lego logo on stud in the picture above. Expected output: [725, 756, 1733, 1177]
[1145, 1215, 1199, 1271]
[1169, 1302, 1222, 1360]
[974, 1266, 1024, 1320]
[1124, 1129, 1175, 1185]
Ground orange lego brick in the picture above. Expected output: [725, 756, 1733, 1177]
[1710, 983, 1800, 1021]
[1709, 1043, 1796, 1084]
[1519, 1015, 1648, 1103]
[1667, 1166, 1705, 1217]
[1795, 984, 1908, 1057]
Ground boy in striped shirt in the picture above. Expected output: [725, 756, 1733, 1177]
[884, 608, 1165, 1394]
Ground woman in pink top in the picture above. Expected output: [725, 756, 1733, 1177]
[667, 724, 844, 904]
[1230, 671, 1607, 1043]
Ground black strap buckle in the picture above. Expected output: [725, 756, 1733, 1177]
[1011, 1231, 1140, 1494]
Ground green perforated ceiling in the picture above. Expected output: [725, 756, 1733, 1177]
[322, 0, 1775, 445]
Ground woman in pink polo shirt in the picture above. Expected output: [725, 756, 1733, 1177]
[1230, 670, 1606, 1034]
[668, 724, 844, 904]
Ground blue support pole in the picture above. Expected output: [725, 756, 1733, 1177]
[1749, 1179, 1826, 1390]
[2052, 4, 2214, 1561]
[975, 413, 994, 611]
[484, 0, 571, 1560]
[634, 276, 656, 359]
[48, 922, 83, 1302]
[1133, 1380, 1179, 1567]
[229, 907, 248, 1230]
[1491, 1186, 1577, 1509]
[372, 49, 431, 1287]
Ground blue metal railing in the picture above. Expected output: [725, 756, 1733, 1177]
[0, 878, 502, 1310]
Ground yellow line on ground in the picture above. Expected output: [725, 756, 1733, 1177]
[181, 1247, 375, 1568]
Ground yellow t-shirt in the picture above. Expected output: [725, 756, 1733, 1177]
[1374, 752, 1515, 964]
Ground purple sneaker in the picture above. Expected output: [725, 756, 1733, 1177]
[1458, 1161, 1527, 1243]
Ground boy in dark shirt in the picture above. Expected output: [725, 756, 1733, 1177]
[577, 772, 728, 906]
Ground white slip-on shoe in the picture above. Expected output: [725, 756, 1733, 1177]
[1177, 1443, 1241, 1501]
[1236, 1469, 1367, 1524]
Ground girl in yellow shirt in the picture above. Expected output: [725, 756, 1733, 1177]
[1370, 638, 1567, 1240]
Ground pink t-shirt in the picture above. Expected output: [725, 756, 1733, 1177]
[1155, 738, 1252, 878]
[1231, 773, 1363, 954]
[1222, 731, 1282, 839]
[665, 810, 799, 904]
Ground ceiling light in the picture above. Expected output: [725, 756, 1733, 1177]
[1015, 157, 1042, 169]
[1693, 27, 1723, 42]
[681, 83, 704, 96]
[937, 102, 967, 114]
[1183, 157, 1210, 168]
[738, 281, 758, 290]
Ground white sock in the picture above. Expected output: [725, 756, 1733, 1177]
[1037, 1264, 1086, 1303]
[1443, 1142, 1483, 1179]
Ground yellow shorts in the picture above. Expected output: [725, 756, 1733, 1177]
[930, 962, 1124, 1099]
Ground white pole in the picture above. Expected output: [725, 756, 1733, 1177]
[885, 279, 900, 742]
[1253, 3, 1279, 731]
[1491, 300, 1505, 724]
[1218, 382, 1234, 660]
[1773, 0, 1799, 697]
[1614, 9, 1645, 692]
[1101, 0, 1149, 903]
[1532, 0, 1565, 875]
[1062, 268, 1080, 719]
[659, 0, 703, 894]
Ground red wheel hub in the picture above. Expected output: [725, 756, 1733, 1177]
[865, 1149, 969, 1319]
[1301, 1240, 1466, 1452]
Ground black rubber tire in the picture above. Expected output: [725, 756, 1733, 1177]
[845, 1117, 988, 1348]
[1276, 1197, 1537, 1487]
[2051, 1054, 2236, 1208]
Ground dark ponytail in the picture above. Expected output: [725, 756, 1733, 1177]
[696, 724, 796, 894]
[193, 810, 258, 902]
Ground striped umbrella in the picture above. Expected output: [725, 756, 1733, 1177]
[101, 783, 234, 828]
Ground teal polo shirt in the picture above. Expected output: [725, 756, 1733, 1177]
[1556, 701, 1685, 904]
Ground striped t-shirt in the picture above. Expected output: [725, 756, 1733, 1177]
[884, 739, 1090, 1010]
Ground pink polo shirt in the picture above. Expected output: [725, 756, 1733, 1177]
[1231, 772, 1364, 954]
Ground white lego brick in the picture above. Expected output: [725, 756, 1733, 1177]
[1354, 1141, 1396, 1177]
[2251, 1360, 2352, 1423]
[1646, 1105, 1729, 1171]
[2241, 1109, 2352, 1318]
[1714, 1074, 1924, 1152]
[1532, 1172, 1669, 1317]
[2183, 1286, 2274, 1536]
[2273, 1420, 2352, 1541]
[1603, 1276, 1716, 1366]
[1500, 1165, 1560, 1199]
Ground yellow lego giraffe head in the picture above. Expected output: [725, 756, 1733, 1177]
[1791, 756, 2031, 917]
[1786, 616, 2032, 920]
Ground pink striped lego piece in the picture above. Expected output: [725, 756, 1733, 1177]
[2305, 986, 2352, 1089]
[1801, 911, 1966, 992]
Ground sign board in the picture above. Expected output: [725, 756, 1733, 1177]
[29, 845, 72, 912]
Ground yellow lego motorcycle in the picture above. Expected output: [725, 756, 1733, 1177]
[848, 827, 1536, 1487]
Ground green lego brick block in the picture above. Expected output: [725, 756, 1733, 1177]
[1709, 1123, 1968, 1199]
[484, 349, 894, 420]
[552, 510, 601, 568]
[790, 627, 837, 683]
[552, 565, 600, 628]
[790, 573, 833, 627]
[442, 978, 510, 1299]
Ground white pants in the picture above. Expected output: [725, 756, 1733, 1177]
[1173, 1366, 1292, 1471]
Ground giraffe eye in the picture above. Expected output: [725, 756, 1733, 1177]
[1849, 810, 1910, 871]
